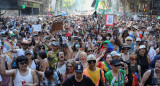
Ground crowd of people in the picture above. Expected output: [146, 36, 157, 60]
[0, 14, 160, 86]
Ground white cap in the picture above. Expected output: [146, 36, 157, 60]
[136, 38, 141, 41]
[110, 51, 121, 57]
[139, 45, 146, 49]
[87, 54, 96, 61]
[133, 25, 138, 30]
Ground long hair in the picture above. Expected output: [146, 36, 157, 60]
[65, 59, 76, 74]
[136, 48, 149, 64]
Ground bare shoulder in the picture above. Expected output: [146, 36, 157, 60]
[31, 69, 37, 75]
[144, 70, 151, 76]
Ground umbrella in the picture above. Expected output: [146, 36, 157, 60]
[61, 13, 68, 16]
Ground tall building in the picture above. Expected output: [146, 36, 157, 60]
[19, 0, 43, 15]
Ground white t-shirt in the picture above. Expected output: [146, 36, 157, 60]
[0, 75, 2, 82]
[16, 49, 25, 56]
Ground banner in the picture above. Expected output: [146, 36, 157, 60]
[105, 15, 114, 26]
[32, 24, 42, 32]
[51, 21, 63, 32]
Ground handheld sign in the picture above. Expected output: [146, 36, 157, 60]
[105, 15, 114, 26]
[32, 24, 42, 32]
[52, 21, 63, 32]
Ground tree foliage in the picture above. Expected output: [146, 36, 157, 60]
[63, 0, 75, 9]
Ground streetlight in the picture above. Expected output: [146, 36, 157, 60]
[150, 0, 154, 20]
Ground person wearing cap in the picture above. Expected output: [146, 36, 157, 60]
[62, 63, 95, 86]
[47, 41, 60, 68]
[125, 36, 134, 53]
[10, 33, 17, 45]
[83, 54, 105, 86]
[105, 59, 128, 86]
[134, 38, 141, 52]
[110, 51, 121, 59]
[121, 44, 130, 61]
[25, 50, 37, 70]
[137, 45, 150, 77]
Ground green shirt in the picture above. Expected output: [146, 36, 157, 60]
[48, 51, 58, 68]
[105, 69, 125, 86]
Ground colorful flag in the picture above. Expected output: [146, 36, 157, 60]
[95, 0, 102, 10]
[3, 40, 12, 53]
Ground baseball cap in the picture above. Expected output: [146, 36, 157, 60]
[110, 59, 121, 66]
[52, 41, 59, 46]
[122, 44, 130, 49]
[74, 64, 83, 73]
[104, 40, 110, 44]
[138, 45, 146, 49]
[33, 34, 38, 37]
[25, 50, 32, 55]
[136, 38, 141, 41]
[110, 51, 121, 57]
[87, 54, 96, 61]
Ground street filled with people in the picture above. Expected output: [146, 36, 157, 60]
[0, 14, 160, 86]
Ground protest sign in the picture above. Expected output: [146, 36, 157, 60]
[32, 24, 42, 32]
[105, 15, 114, 26]
[51, 21, 63, 32]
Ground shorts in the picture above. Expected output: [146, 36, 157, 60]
[0, 75, 2, 82]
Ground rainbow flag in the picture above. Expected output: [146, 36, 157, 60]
[3, 40, 12, 53]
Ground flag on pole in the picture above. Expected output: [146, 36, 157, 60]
[95, 0, 102, 10]
[3, 40, 12, 53]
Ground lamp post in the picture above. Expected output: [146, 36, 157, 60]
[150, 0, 154, 20]
[158, 0, 160, 16]
[123, 0, 126, 16]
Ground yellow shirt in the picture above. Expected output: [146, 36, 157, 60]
[87, 68, 99, 85]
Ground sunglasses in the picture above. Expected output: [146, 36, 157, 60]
[114, 65, 120, 67]
[19, 61, 28, 65]
[123, 48, 129, 50]
[127, 40, 132, 41]
[87, 50, 94, 52]
[88, 60, 96, 64]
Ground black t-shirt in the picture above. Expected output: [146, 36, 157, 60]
[62, 75, 95, 86]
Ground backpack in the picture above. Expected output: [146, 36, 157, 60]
[11, 56, 17, 69]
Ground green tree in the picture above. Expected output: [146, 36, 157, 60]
[63, 0, 75, 13]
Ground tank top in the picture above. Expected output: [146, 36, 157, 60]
[30, 60, 36, 70]
[56, 63, 66, 74]
[130, 64, 138, 73]
[13, 68, 33, 86]
[146, 69, 159, 85]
